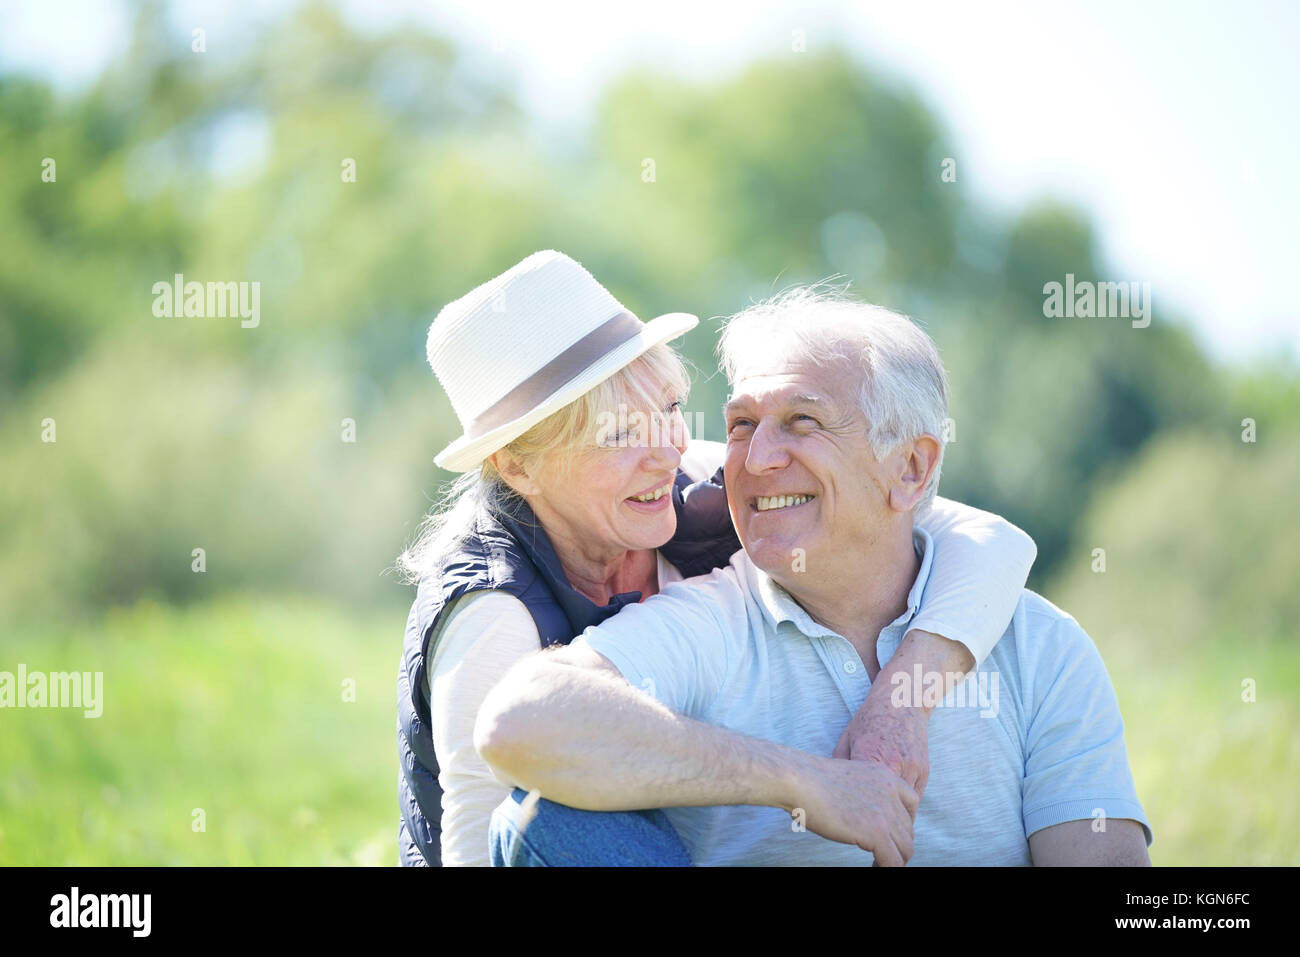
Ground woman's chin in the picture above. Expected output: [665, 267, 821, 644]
[622, 509, 677, 551]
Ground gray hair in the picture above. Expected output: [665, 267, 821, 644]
[716, 284, 949, 511]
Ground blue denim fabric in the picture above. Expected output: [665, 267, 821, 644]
[489, 788, 692, 867]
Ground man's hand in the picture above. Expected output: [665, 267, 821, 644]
[832, 629, 976, 807]
[794, 755, 919, 866]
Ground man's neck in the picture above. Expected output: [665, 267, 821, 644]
[775, 522, 920, 655]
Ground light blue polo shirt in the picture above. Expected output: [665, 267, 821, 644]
[572, 528, 1152, 865]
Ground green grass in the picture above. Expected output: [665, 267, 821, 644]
[1097, 634, 1300, 866]
[0, 596, 401, 865]
[1, 596, 1295, 865]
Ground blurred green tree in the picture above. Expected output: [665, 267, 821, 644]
[0, 1, 1271, 619]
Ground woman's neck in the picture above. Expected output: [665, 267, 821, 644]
[551, 539, 660, 607]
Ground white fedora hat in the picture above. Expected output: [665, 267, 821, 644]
[426, 250, 698, 472]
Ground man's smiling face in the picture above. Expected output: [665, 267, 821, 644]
[723, 351, 895, 583]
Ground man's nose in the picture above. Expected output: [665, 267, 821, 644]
[745, 418, 790, 474]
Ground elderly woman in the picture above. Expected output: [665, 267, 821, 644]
[397, 251, 1035, 866]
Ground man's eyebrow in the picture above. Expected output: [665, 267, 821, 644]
[724, 392, 829, 416]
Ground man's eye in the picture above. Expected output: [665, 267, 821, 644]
[727, 419, 754, 436]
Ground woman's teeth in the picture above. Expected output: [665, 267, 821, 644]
[631, 482, 673, 502]
[756, 495, 814, 511]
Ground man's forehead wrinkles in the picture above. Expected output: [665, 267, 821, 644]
[727, 384, 832, 412]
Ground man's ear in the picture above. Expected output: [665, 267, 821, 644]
[888, 434, 941, 512]
[490, 449, 541, 497]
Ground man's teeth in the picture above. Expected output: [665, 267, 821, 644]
[756, 495, 814, 511]
[632, 483, 672, 502]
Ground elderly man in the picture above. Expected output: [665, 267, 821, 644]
[476, 287, 1153, 866]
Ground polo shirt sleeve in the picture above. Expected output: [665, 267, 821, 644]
[571, 571, 736, 720]
[1020, 608, 1153, 846]
[912, 495, 1038, 667]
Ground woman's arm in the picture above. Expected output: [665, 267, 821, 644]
[911, 495, 1037, 666]
[426, 590, 542, 866]
[834, 497, 1037, 800]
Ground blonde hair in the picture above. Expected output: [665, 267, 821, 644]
[396, 342, 691, 583]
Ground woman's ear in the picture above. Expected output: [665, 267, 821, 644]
[490, 448, 541, 497]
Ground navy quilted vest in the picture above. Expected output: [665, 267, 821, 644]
[397, 466, 738, 866]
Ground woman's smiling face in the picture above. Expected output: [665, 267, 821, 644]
[536, 392, 689, 555]
[495, 353, 692, 560]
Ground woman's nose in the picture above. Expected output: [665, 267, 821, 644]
[668, 407, 690, 455]
[646, 412, 685, 469]
[647, 435, 683, 471]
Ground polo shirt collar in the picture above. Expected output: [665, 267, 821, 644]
[751, 526, 935, 638]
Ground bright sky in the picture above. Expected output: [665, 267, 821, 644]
[4, 0, 1297, 365]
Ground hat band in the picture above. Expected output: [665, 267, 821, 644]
[464, 310, 646, 440]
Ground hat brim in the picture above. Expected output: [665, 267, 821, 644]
[433, 311, 699, 472]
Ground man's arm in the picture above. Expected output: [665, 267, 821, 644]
[1019, 602, 1153, 862]
[1029, 819, 1151, 866]
[474, 643, 922, 865]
